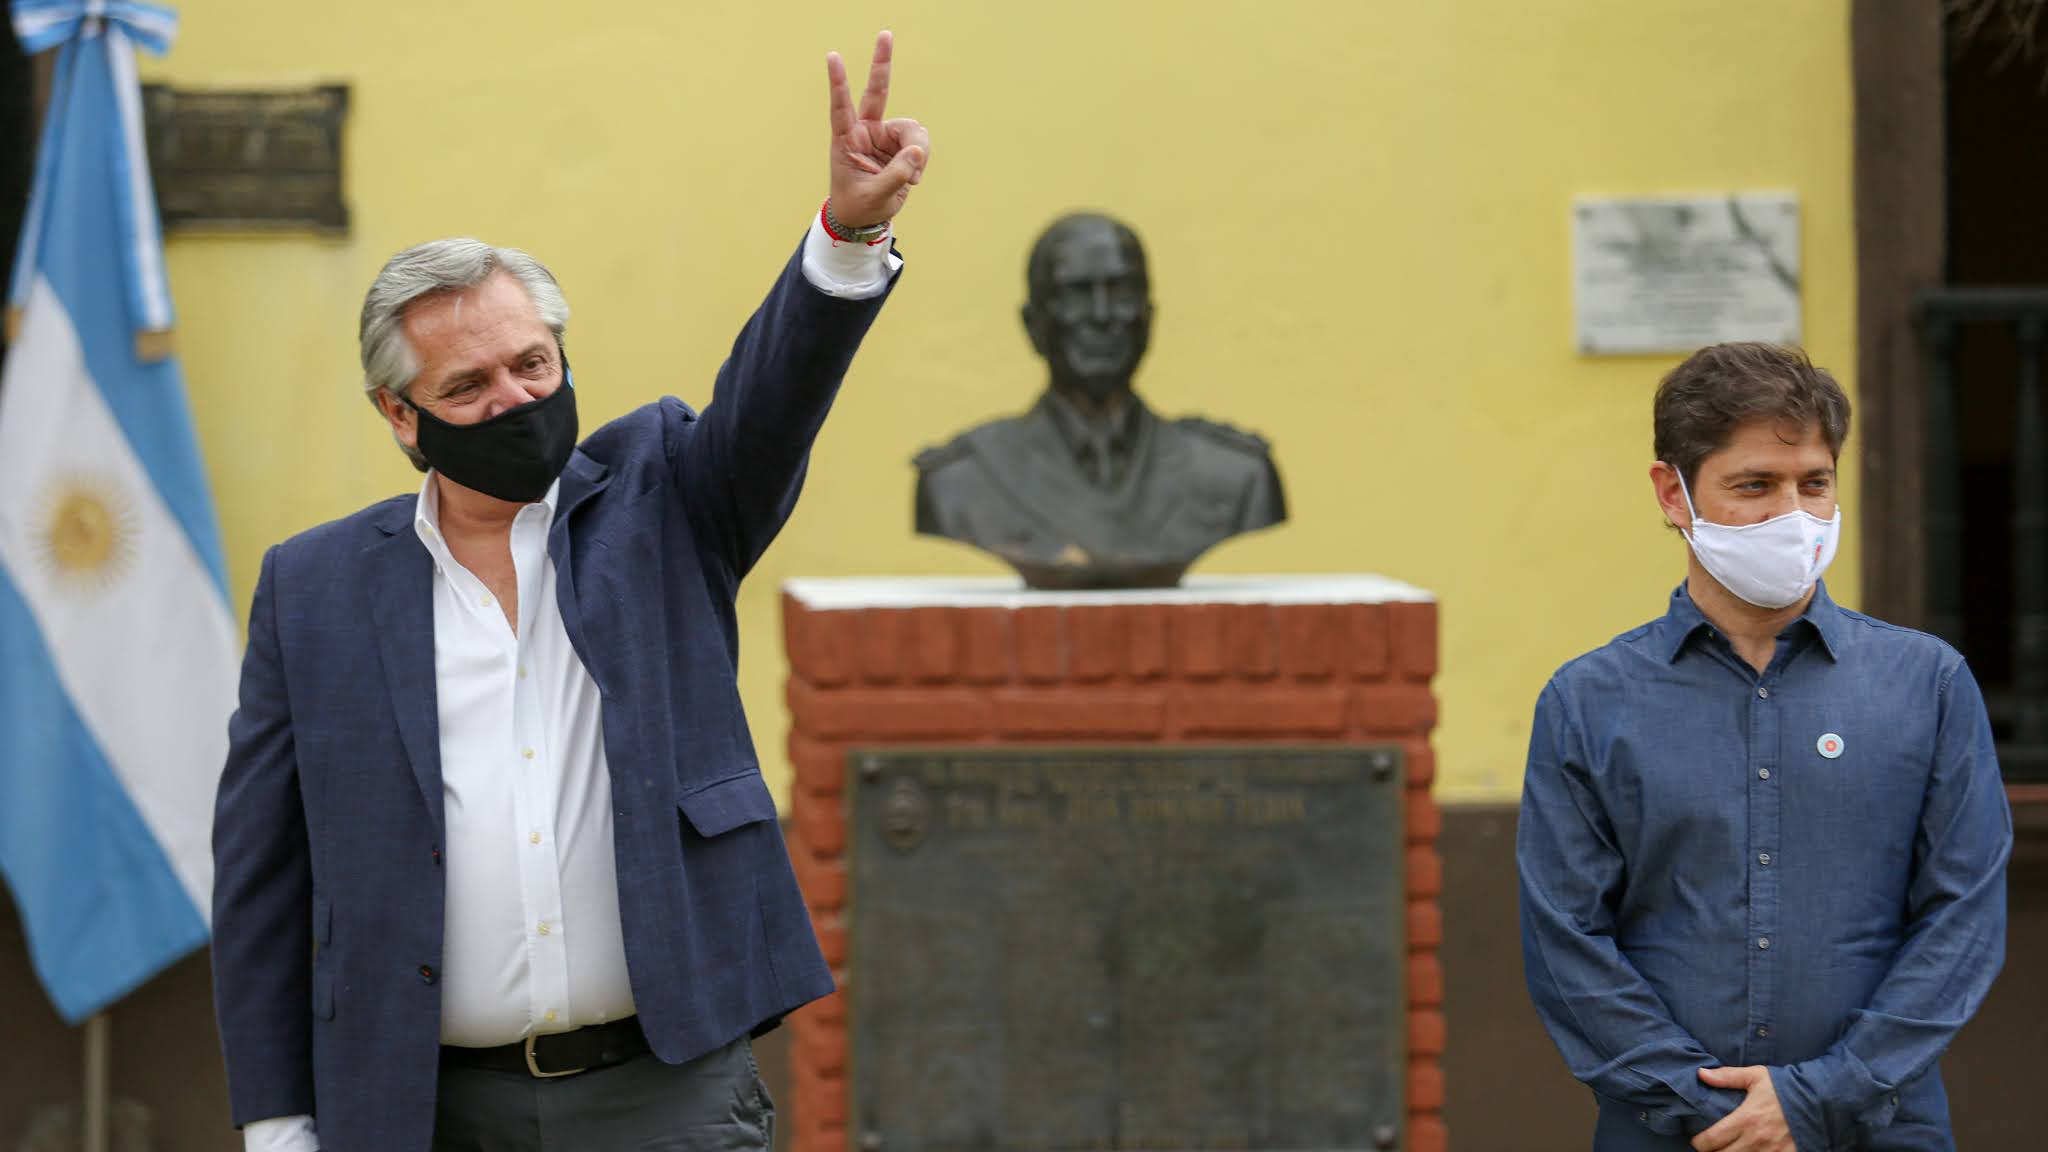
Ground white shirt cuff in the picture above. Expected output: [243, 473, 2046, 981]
[244, 1114, 319, 1152]
[801, 210, 901, 300]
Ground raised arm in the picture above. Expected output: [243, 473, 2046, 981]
[669, 32, 930, 577]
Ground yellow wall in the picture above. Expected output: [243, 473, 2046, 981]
[144, 0, 1856, 806]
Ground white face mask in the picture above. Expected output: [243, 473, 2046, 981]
[1675, 469, 1840, 609]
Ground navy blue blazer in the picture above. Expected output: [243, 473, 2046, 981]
[212, 241, 896, 1151]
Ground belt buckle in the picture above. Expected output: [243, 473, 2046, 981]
[524, 1031, 587, 1079]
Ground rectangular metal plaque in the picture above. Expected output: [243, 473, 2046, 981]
[849, 745, 1407, 1152]
[1573, 192, 1802, 355]
[140, 85, 349, 233]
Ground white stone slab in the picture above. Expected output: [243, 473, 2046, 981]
[782, 574, 1435, 611]
[1573, 192, 1802, 355]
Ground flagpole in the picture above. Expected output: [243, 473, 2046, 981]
[83, 1012, 110, 1152]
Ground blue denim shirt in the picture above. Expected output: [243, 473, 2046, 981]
[1518, 583, 2011, 1151]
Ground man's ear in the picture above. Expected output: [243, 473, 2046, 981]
[1021, 303, 1052, 360]
[377, 388, 420, 453]
[1650, 461, 1691, 531]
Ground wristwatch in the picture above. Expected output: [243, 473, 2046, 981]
[824, 199, 891, 244]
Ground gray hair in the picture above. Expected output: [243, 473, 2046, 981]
[359, 238, 570, 469]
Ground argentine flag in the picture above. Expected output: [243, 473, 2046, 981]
[0, 1, 238, 1022]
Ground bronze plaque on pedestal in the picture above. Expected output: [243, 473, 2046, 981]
[140, 85, 349, 232]
[848, 745, 1407, 1152]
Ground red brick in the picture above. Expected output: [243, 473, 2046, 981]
[1408, 1059, 1445, 1112]
[789, 733, 850, 797]
[1351, 682, 1439, 736]
[995, 688, 1167, 738]
[1171, 686, 1348, 737]
[791, 786, 845, 858]
[1408, 1114, 1448, 1152]
[1408, 954, 1444, 1007]
[786, 599, 858, 687]
[1015, 606, 1065, 683]
[1407, 845, 1442, 898]
[1407, 900, 1443, 950]
[910, 609, 960, 683]
[1404, 739, 1437, 788]
[815, 916, 848, 970]
[1344, 603, 1391, 680]
[856, 610, 908, 684]
[1409, 1009, 1447, 1056]
[797, 1012, 848, 1073]
[791, 848, 846, 912]
[960, 607, 1011, 684]
[787, 681, 990, 740]
[1405, 790, 1442, 845]
[1171, 604, 1228, 680]
[1392, 600, 1439, 682]
[1126, 605, 1169, 680]
[791, 1044, 848, 1125]
[1223, 604, 1277, 679]
[1068, 606, 1126, 682]
[790, 1115, 839, 1147]
[1275, 604, 1340, 680]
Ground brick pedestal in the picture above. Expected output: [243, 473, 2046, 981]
[780, 576, 1444, 1152]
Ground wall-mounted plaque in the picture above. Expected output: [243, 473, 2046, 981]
[849, 745, 1409, 1152]
[1573, 193, 1801, 355]
[140, 85, 348, 233]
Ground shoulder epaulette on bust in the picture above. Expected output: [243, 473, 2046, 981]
[1178, 415, 1272, 455]
[913, 437, 972, 472]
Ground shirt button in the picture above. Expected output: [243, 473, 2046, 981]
[419, 964, 437, 984]
[480, 594, 493, 607]
[522, 748, 535, 760]
[1758, 852, 1772, 866]
[537, 922, 551, 936]
[518, 666, 529, 680]
[1757, 686, 1770, 699]
[1758, 937, 1771, 950]
[544, 1010, 557, 1023]
[1756, 1026, 1769, 1037]
[1758, 768, 1771, 780]
[530, 830, 541, 845]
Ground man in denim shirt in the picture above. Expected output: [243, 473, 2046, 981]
[1518, 344, 2012, 1152]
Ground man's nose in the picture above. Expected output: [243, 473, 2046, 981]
[1088, 282, 1111, 322]
[479, 370, 541, 419]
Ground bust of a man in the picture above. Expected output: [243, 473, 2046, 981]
[914, 213, 1285, 588]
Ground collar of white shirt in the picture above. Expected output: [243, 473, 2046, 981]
[413, 471, 562, 555]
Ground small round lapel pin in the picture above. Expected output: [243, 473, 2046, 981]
[1817, 733, 1845, 760]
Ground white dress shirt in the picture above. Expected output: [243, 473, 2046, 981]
[244, 214, 896, 1151]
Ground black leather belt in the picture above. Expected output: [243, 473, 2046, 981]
[440, 1016, 648, 1079]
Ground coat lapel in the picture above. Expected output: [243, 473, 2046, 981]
[365, 499, 444, 834]
[547, 451, 612, 692]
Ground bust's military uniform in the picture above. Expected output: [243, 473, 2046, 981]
[914, 390, 1285, 588]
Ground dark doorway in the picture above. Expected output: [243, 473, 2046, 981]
[1932, 7, 2048, 779]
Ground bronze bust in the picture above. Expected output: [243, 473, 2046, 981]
[914, 213, 1285, 588]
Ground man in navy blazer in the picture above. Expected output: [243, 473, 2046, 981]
[211, 34, 930, 1152]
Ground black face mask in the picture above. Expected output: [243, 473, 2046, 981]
[403, 364, 579, 504]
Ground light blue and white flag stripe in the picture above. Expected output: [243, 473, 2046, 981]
[0, 0, 238, 1023]
[9, 0, 180, 338]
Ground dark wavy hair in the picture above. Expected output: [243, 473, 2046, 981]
[1654, 343, 1851, 488]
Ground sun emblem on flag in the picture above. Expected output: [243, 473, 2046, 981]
[35, 473, 138, 592]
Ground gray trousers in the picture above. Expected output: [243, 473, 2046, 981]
[431, 1037, 774, 1152]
